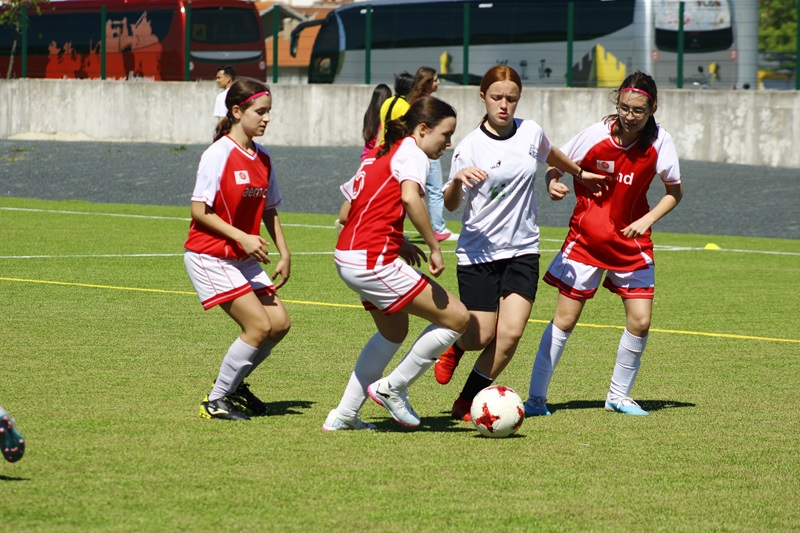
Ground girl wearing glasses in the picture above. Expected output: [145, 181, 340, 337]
[524, 70, 683, 417]
[434, 65, 607, 422]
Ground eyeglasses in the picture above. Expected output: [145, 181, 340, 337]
[616, 104, 648, 119]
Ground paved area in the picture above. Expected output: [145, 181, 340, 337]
[0, 140, 797, 239]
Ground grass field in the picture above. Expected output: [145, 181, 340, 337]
[1, 196, 799, 532]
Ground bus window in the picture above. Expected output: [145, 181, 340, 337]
[191, 7, 261, 45]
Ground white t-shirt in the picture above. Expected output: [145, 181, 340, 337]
[213, 88, 229, 118]
[445, 118, 552, 265]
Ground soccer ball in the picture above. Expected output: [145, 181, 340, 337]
[470, 385, 525, 438]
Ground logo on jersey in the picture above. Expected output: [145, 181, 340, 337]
[616, 172, 634, 185]
[529, 145, 538, 158]
[596, 160, 615, 173]
[490, 160, 501, 169]
[234, 170, 251, 185]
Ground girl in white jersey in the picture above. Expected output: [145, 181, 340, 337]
[525, 71, 683, 417]
[434, 65, 608, 422]
[324, 96, 469, 431]
[185, 78, 291, 421]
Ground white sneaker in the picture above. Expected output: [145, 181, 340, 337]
[322, 409, 377, 431]
[367, 378, 420, 428]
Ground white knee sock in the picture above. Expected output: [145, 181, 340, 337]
[608, 329, 648, 402]
[528, 322, 570, 399]
[337, 332, 402, 418]
[386, 325, 462, 389]
[245, 338, 277, 378]
[208, 337, 259, 401]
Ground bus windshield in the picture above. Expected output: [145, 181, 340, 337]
[191, 7, 262, 45]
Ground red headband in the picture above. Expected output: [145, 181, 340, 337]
[620, 87, 653, 101]
[239, 90, 270, 106]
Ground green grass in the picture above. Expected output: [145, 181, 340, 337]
[1, 196, 799, 532]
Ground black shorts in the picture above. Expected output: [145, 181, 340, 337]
[456, 254, 540, 312]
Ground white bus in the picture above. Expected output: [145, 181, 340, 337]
[290, 0, 738, 89]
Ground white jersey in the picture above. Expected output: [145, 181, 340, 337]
[445, 118, 552, 265]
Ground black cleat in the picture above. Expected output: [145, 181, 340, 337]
[199, 396, 251, 421]
[230, 382, 268, 416]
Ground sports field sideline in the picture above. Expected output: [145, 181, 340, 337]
[0, 139, 799, 531]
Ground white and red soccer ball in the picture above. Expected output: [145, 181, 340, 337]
[470, 385, 525, 438]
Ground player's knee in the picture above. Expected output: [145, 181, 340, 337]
[626, 317, 651, 337]
[451, 305, 470, 334]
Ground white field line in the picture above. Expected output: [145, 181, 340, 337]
[1, 206, 798, 257]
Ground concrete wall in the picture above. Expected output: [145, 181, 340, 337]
[1, 78, 799, 168]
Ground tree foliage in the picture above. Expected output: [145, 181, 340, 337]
[0, 0, 51, 34]
[759, 0, 798, 54]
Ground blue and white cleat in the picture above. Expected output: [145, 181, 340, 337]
[605, 397, 649, 416]
[523, 396, 551, 417]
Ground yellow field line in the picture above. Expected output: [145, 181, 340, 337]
[2, 276, 798, 344]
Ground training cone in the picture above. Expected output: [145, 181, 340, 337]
[704, 243, 721, 250]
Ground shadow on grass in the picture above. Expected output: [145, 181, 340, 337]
[1, 474, 29, 482]
[263, 400, 315, 417]
[371, 414, 474, 433]
[543, 399, 695, 415]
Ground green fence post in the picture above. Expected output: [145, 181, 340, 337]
[273, 6, 280, 83]
[21, 7, 28, 78]
[566, 1, 574, 87]
[796, 0, 799, 90]
[184, 5, 191, 81]
[677, 1, 684, 88]
[462, 2, 469, 86]
[365, 4, 372, 85]
[100, 6, 107, 80]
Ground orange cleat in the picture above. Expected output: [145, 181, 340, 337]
[434, 344, 465, 385]
[451, 396, 472, 422]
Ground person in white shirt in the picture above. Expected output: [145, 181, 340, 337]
[213, 65, 236, 125]
[434, 65, 607, 422]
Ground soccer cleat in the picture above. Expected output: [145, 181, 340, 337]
[200, 396, 251, 421]
[322, 409, 377, 431]
[605, 397, 649, 416]
[524, 396, 551, 417]
[230, 381, 268, 416]
[367, 378, 420, 428]
[450, 396, 472, 422]
[434, 344, 465, 385]
[0, 407, 25, 463]
[433, 230, 452, 242]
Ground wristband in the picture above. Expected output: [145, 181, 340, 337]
[572, 168, 583, 179]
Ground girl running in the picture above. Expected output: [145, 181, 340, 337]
[185, 78, 291, 421]
[324, 96, 469, 431]
[433, 65, 608, 422]
[525, 71, 683, 417]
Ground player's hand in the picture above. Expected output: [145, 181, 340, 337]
[576, 170, 611, 197]
[272, 257, 291, 289]
[548, 180, 570, 200]
[398, 238, 427, 267]
[428, 249, 445, 277]
[454, 166, 488, 188]
[621, 216, 654, 238]
[240, 234, 270, 263]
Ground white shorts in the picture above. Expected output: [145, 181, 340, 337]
[184, 251, 276, 310]
[335, 253, 429, 315]
[543, 251, 654, 300]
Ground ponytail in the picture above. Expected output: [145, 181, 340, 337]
[376, 96, 456, 158]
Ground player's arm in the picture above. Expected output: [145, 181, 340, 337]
[190, 201, 268, 262]
[443, 166, 488, 211]
[546, 146, 608, 194]
[401, 180, 444, 277]
[621, 182, 683, 238]
[544, 166, 570, 201]
[262, 207, 291, 288]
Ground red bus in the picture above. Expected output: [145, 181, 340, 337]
[0, 0, 266, 81]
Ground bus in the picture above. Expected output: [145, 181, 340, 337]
[290, 0, 738, 89]
[0, 0, 266, 81]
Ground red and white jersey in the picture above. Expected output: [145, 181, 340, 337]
[184, 135, 281, 259]
[557, 120, 681, 271]
[335, 136, 429, 270]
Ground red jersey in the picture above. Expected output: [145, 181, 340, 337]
[184, 136, 281, 259]
[559, 121, 681, 271]
[336, 137, 428, 270]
